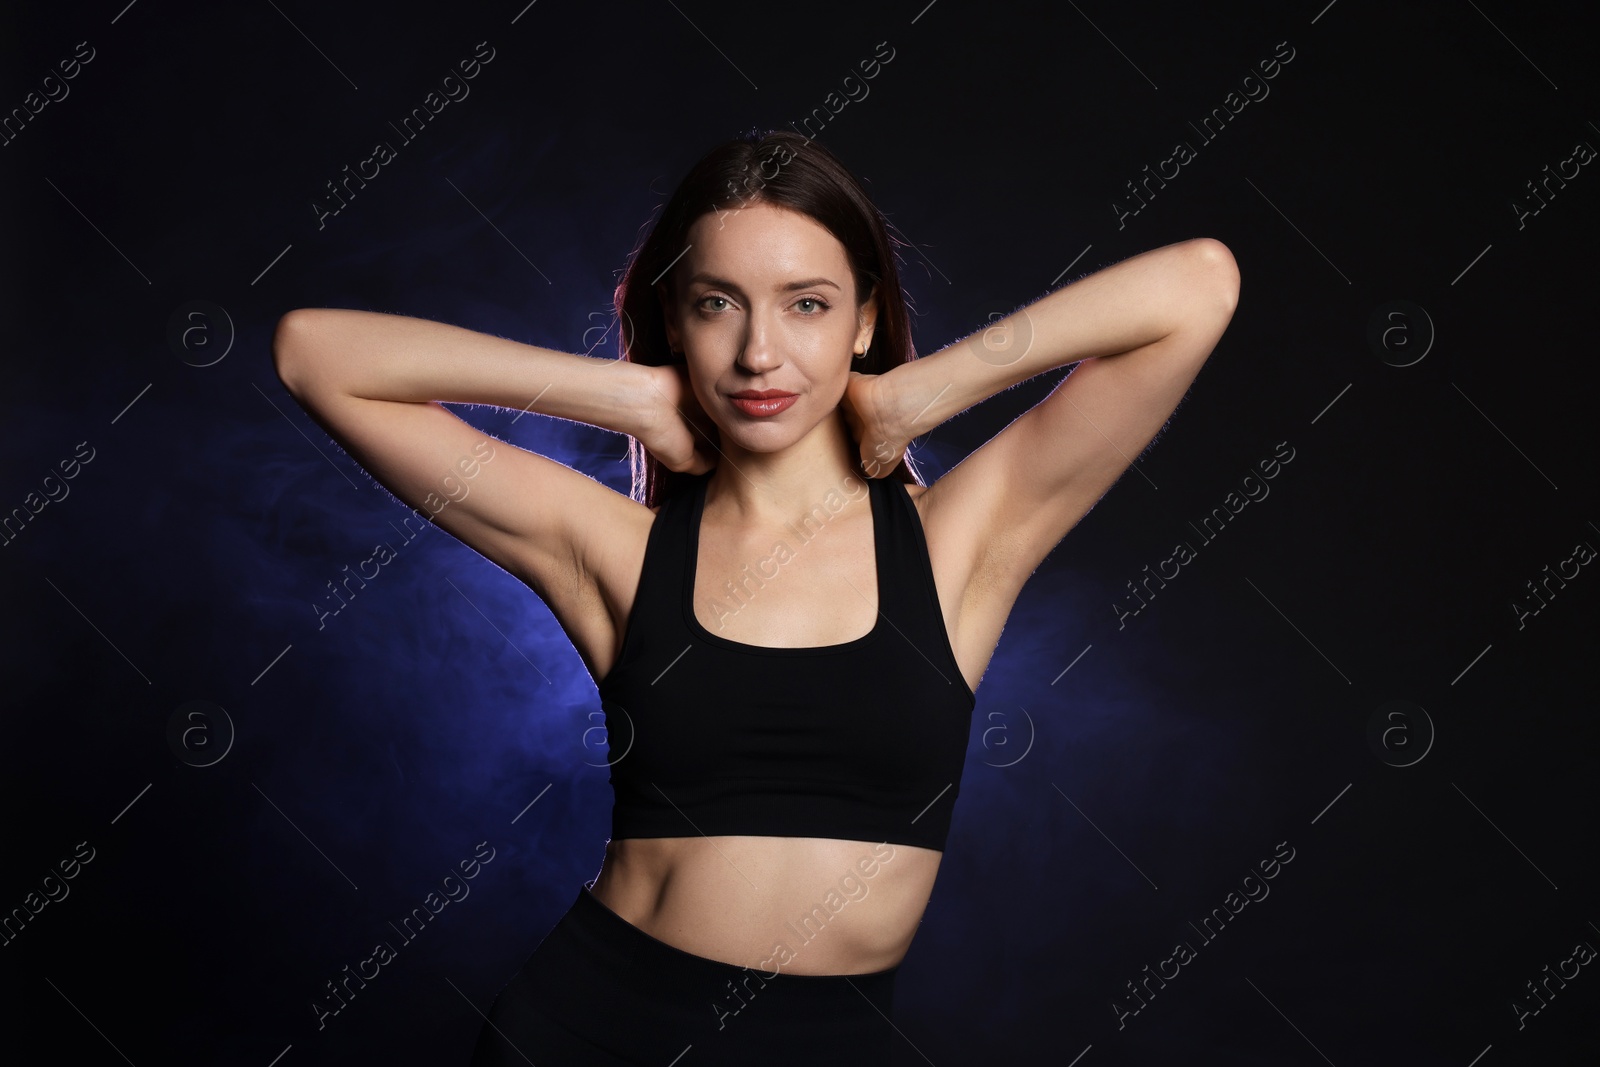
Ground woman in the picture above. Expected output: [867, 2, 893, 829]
[272, 129, 1239, 1064]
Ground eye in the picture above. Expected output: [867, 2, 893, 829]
[697, 295, 732, 313]
[795, 297, 829, 315]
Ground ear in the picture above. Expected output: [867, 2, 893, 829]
[656, 281, 681, 351]
[853, 284, 879, 355]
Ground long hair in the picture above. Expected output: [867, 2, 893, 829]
[614, 129, 923, 508]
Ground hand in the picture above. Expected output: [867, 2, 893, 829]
[640, 363, 719, 475]
[841, 370, 913, 479]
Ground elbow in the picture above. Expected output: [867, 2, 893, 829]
[272, 309, 321, 395]
[1187, 238, 1240, 320]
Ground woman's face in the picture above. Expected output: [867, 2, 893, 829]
[659, 200, 876, 449]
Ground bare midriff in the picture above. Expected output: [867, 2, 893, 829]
[587, 835, 943, 975]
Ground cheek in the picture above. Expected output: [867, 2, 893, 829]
[795, 319, 853, 361]
[684, 367, 712, 407]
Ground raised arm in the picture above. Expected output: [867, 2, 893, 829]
[852, 238, 1239, 627]
[271, 309, 703, 623]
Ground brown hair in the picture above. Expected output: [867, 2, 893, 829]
[613, 129, 923, 508]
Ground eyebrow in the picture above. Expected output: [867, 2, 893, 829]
[686, 273, 842, 295]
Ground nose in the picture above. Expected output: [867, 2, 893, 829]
[736, 310, 783, 374]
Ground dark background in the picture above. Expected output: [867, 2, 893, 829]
[3, 1, 1596, 1064]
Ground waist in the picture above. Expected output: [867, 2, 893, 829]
[589, 835, 942, 975]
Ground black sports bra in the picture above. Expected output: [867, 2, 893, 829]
[596, 470, 976, 852]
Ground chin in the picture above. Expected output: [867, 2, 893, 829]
[721, 420, 809, 450]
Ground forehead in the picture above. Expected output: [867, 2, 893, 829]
[680, 201, 850, 285]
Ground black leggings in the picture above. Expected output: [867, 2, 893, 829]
[468, 880, 901, 1065]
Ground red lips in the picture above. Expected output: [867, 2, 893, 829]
[729, 391, 799, 417]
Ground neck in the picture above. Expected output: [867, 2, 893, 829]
[703, 408, 873, 526]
